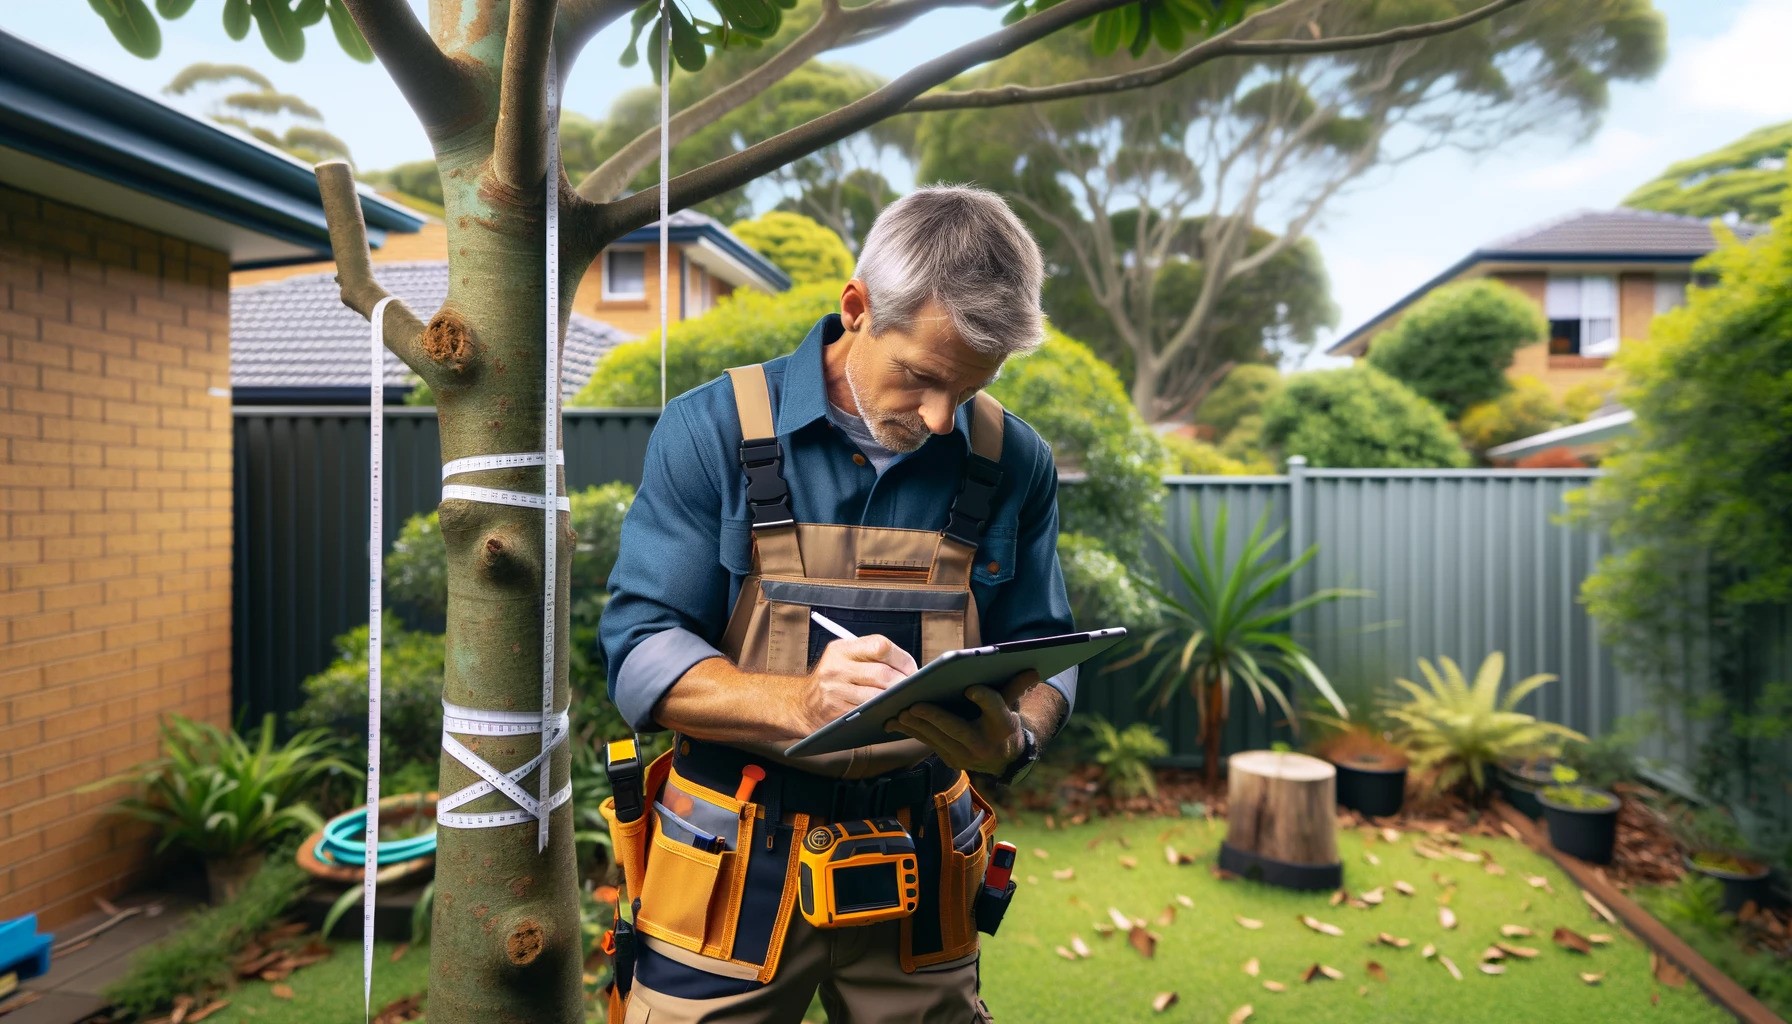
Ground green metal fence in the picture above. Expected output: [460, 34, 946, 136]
[230, 410, 1785, 829]
[231, 406, 658, 722]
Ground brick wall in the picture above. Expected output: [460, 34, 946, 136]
[0, 182, 234, 928]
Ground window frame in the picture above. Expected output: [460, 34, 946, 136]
[602, 247, 648, 302]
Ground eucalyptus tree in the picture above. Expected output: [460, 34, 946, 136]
[916, 0, 1665, 418]
[90, 0, 1565, 1018]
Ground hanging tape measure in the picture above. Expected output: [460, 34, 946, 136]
[365, 295, 395, 1022]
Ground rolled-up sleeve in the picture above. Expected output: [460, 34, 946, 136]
[982, 434, 1078, 715]
[601, 400, 730, 731]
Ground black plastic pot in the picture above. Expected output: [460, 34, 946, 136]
[1540, 788, 1619, 864]
[1496, 758, 1557, 819]
[1332, 758, 1408, 818]
[1685, 854, 1777, 913]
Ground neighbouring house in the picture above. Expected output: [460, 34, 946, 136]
[232, 207, 792, 359]
[0, 29, 421, 930]
[1328, 208, 1767, 399]
[231, 263, 629, 404]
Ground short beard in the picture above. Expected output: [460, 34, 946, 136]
[845, 349, 928, 453]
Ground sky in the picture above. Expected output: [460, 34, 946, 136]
[8, 0, 1791, 359]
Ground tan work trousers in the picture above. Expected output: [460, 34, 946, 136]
[624, 918, 992, 1024]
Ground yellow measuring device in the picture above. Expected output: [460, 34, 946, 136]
[796, 818, 919, 928]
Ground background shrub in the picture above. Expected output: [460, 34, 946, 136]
[1367, 279, 1544, 418]
[1262, 365, 1468, 468]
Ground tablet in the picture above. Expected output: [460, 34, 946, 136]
[782, 627, 1128, 758]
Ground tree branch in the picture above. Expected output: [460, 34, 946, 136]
[555, 0, 636, 81]
[338, 0, 477, 138]
[314, 161, 434, 381]
[903, 0, 1529, 112]
[574, 0, 852, 203]
[590, 0, 1142, 239]
[495, 0, 560, 192]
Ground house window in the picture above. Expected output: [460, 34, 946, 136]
[1655, 274, 1689, 313]
[603, 249, 646, 300]
[1545, 274, 1617, 357]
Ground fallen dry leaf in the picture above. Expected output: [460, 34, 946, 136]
[1110, 907, 1135, 930]
[1054, 946, 1078, 961]
[1175, 894, 1195, 909]
[1422, 943, 1437, 959]
[1438, 907, 1458, 930]
[1651, 953, 1687, 988]
[1052, 868, 1076, 881]
[1580, 972, 1605, 985]
[1262, 980, 1287, 993]
[1382, 827, 1402, 843]
[1481, 946, 1505, 962]
[1394, 880, 1416, 896]
[270, 984, 295, 1001]
[1364, 851, 1382, 866]
[1582, 891, 1618, 925]
[1118, 856, 1138, 870]
[1301, 914, 1344, 937]
[187, 1001, 229, 1023]
[1500, 924, 1533, 938]
[1302, 963, 1343, 983]
[1479, 963, 1506, 976]
[1033, 848, 1050, 859]
[1553, 927, 1592, 954]
[1440, 955, 1463, 981]
[1366, 961, 1388, 983]
[1155, 905, 1176, 927]
[1071, 935, 1091, 959]
[1244, 957, 1260, 976]
[1093, 923, 1115, 937]
[1361, 887, 1385, 905]
[1236, 915, 1264, 930]
[1330, 889, 1348, 907]
[1227, 1004, 1253, 1024]
[1152, 992, 1179, 1014]
[1128, 924, 1156, 959]
[1484, 861, 1508, 877]
[390, 943, 409, 963]
[1588, 933, 1614, 945]
[1164, 845, 1193, 866]
[1526, 875, 1553, 892]
[1498, 943, 1539, 959]
[1413, 842, 1446, 860]
[1377, 932, 1412, 949]
[1447, 847, 1485, 864]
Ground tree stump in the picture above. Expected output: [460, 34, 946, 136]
[1218, 750, 1343, 890]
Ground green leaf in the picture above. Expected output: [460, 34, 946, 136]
[89, 0, 162, 59]
[156, 0, 198, 17]
[294, 0, 324, 25]
[1000, 1, 1027, 25]
[619, 2, 658, 69]
[248, 0, 305, 61]
[326, 0, 373, 62]
[1090, 9, 1122, 55]
[1149, 0, 1184, 51]
[322, 886, 362, 938]
[667, 5, 706, 73]
[224, 0, 252, 44]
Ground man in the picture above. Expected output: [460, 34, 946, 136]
[599, 185, 1076, 1023]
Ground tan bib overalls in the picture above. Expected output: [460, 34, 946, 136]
[603, 365, 1004, 1024]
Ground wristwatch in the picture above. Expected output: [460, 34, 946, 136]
[996, 727, 1040, 786]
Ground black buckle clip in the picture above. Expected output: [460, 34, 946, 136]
[738, 436, 794, 528]
[943, 454, 1004, 548]
[830, 776, 881, 823]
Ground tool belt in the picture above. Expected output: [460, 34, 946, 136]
[601, 741, 999, 987]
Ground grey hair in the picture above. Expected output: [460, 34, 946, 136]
[852, 184, 1046, 358]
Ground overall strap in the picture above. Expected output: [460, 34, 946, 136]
[932, 392, 1007, 590]
[725, 365, 804, 577]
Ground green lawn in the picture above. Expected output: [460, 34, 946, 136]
[206, 940, 428, 1023]
[200, 816, 1732, 1023]
[978, 814, 1731, 1023]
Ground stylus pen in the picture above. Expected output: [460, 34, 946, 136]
[810, 610, 858, 642]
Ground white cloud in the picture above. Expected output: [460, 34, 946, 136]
[1511, 128, 1664, 191]
[1671, 0, 1792, 119]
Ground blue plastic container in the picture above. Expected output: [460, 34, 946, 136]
[0, 914, 53, 981]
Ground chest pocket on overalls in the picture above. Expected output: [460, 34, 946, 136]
[771, 579, 969, 671]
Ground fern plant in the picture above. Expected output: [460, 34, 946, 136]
[1082, 716, 1169, 799]
[1383, 653, 1585, 796]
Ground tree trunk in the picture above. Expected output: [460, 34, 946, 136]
[1201, 674, 1224, 789]
[1219, 750, 1341, 890]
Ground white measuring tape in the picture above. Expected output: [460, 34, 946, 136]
[541, 52, 563, 856]
[438, 700, 573, 829]
[364, 295, 394, 1022]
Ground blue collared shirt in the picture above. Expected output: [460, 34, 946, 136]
[600, 313, 1078, 731]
